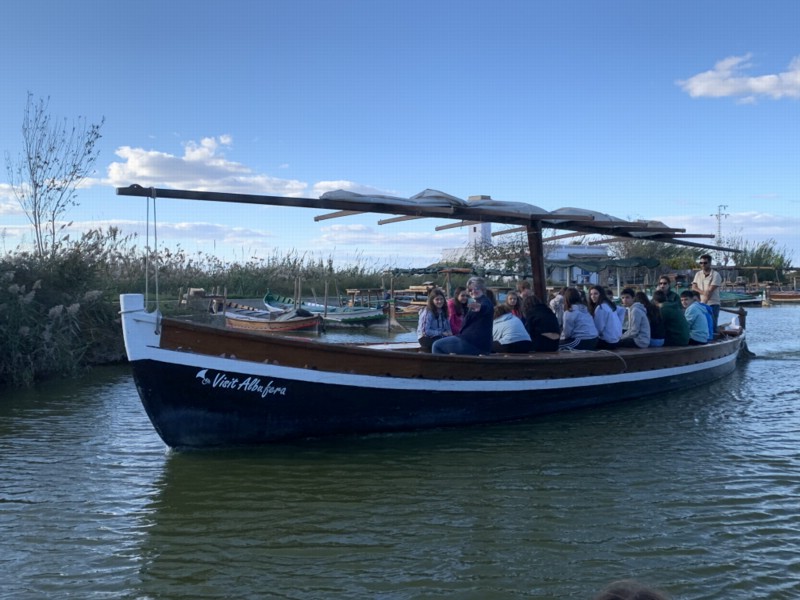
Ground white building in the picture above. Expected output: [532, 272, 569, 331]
[441, 213, 610, 284]
[546, 244, 610, 285]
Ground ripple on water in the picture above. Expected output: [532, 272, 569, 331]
[2, 308, 800, 599]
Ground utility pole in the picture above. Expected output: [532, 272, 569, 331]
[712, 204, 729, 246]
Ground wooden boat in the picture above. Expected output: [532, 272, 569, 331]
[209, 299, 323, 333]
[765, 290, 800, 304]
[264, 291, 387, 326]
[224, 308, 323, 334]
[719, 290, 762, 307]
[117, 184, 748, 448]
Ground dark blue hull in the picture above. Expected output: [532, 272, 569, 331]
[131, 354, 739, 448]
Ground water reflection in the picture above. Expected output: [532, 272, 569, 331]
[2, 307, 799, 600]
[136, 360, 800, 600]
[0, 367, 166, 598]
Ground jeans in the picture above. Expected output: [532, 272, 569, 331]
[431, 336, 484, 355]
[710, 304, 720, 328]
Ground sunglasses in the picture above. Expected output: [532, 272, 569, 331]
[699, 261, 708, 265]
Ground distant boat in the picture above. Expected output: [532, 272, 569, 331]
[218, 301, 324, 333]
[719, 290, 762, 307]
[765, 290, 800, 304]
[264, 291, 387, 326]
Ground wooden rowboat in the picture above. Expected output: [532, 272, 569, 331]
[224, 310, 323, 333]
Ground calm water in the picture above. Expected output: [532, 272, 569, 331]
[1, 306, 799, 600]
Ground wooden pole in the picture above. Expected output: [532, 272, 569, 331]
[526, 223, 547, 302]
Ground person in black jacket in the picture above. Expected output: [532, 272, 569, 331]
[521, 294, 561, 352]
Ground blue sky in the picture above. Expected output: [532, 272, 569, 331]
[2, 1, 798, 268]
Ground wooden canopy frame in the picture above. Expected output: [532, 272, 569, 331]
[117, 184, 736, 302]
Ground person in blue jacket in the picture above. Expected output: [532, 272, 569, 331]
[416, 288, 452, 352]
[680, 290, 709, 345]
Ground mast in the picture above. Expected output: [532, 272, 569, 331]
[526, 223, 548, 301]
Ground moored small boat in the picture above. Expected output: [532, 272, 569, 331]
[214, 300, 323, 333]
[225, 310, 323, 333]
[264, 291, 387, 326]
[765, 290, 800, 304]
[720, 290, 762, 307]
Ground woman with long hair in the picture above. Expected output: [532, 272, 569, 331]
[634, 290, 665, 347]
[559, 287, 599, 351]
[504, 290, 523, 319]
[521, 294, 561, 352]
[588, 284, 622, 349]
[416, 288, 452, 352]
[447, 286, 469, 335]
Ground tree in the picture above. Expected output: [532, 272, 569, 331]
[5, 93, 104, 259]
[725, 235, 793, 283]
[469, 228, 564, 275]
[608, 238, 699, 270]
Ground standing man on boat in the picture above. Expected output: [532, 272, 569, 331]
[692, 254, 722, 327]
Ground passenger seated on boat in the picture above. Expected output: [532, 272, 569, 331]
[416, 288, 452, 352]
[695, 290, 716, 341]
[492, 304, 532, 353]
[588, 285, 621, 349]
[504, 290, 523, 320]
[618, 288, 651, 348]
[447, 286, 469, 335]
[656, 276, 680, 303]
[516, 279, 532, 299]
[634, 291, 665, 347]
[652, 290, 689, 346]
[432, 276, 494, 356]
[558, 287, 599, 351]
[521, 294, 561, 352]
[607, 287, 626, 324]
[680, 290, 708, 345]
[549, 287, 567, 330]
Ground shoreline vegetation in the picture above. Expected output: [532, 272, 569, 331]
[0, 227, 442, 388]
[1, 227, 795, 388]
[2, 97, 794, 388]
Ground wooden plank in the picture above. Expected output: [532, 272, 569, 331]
[378, 215, 426, 225]
[314, 210, 363, 221]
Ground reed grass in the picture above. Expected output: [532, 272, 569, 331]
[0, 228, 453, 387]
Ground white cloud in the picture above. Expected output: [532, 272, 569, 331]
[657, 211, 800, 261]
[312, 222, 466, 263]
[0, 184, 23, 215]
[678, 54, 800, 101]
[106, 135, 308, 197]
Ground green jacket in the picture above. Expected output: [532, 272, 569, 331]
[660, 300, 690, 346]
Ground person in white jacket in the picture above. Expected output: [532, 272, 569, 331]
[588, 285, 622, 349]
[492, 304, 532, 353]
